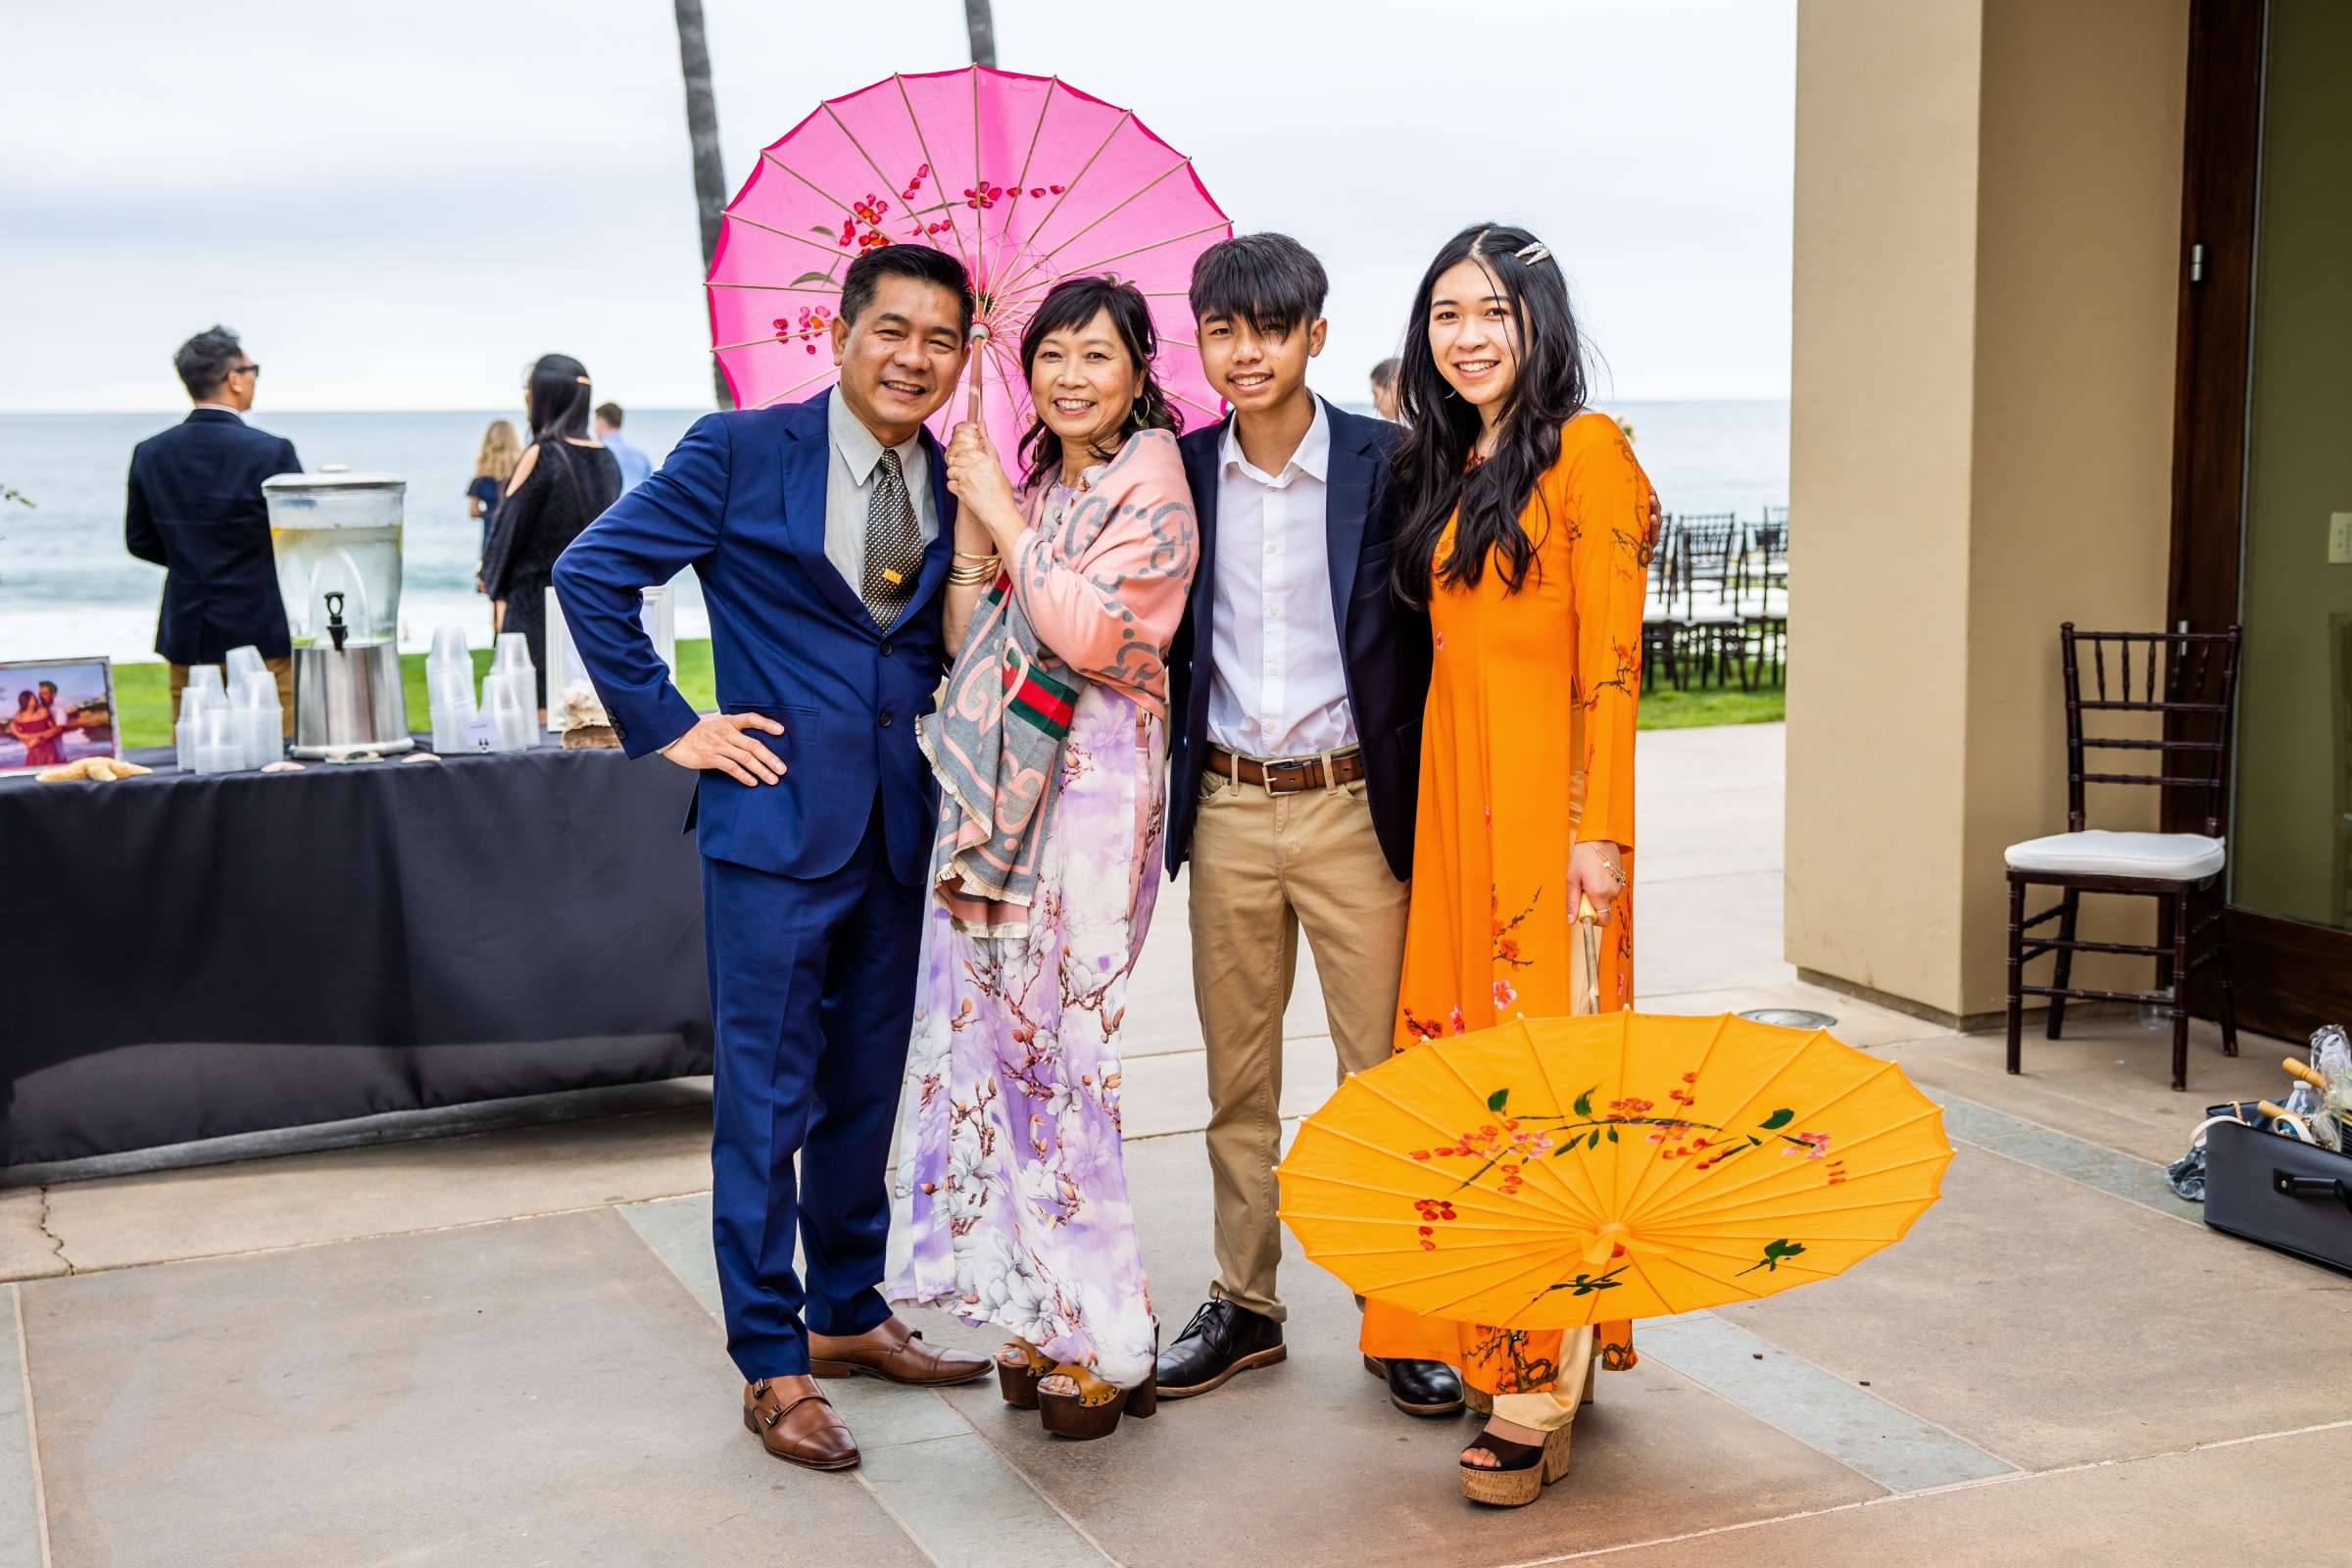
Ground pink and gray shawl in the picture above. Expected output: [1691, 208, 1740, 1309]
[917, 428, 1197, 936]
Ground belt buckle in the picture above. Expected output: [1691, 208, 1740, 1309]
[1260, 755, 1316, 795]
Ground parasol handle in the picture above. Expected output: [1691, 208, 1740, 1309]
[2282, 1057, 2329, 1091]
[965, 322, 989, 426]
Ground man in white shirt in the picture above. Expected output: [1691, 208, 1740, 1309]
[1154, 234, 1458, 1417]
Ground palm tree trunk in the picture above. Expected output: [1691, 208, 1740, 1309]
[963, 0, 997, 68]
[672, 0, 732, 408]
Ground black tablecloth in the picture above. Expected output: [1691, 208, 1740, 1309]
[0, 741, 710, 1164]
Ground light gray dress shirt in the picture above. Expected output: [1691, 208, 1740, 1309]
[823, 388, 938, 590]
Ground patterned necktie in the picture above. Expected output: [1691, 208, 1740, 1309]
[861, 447, 924, 628]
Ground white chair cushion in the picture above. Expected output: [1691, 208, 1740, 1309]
[2003, 829, 2225, 880]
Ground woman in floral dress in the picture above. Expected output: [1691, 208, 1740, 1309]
[1360, 223, 1657, 1505]
[886, 277, 1198, 1440]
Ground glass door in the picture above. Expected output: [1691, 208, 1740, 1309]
[2170, 0, 2352, 1041]
[2230, 0, 2352, 940]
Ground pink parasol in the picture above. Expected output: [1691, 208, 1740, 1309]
[706, 67, 1232, 456]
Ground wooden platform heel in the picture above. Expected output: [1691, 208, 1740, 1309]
[996, 1340, 1053, 1409]
[1037, 1361, 1156, 1440]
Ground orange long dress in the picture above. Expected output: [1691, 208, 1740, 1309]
[1359, 412, 1656, 1396]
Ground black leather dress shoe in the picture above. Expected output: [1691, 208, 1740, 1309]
[1364, 1354, 1464, 1416]
[1154, 1299, 1286, 1398]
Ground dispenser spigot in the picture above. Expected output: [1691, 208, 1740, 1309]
[324, 590, 349, 653]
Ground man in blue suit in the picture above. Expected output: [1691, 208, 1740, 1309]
[125, 325, 302, 725]
[554, 245, 990, 1473]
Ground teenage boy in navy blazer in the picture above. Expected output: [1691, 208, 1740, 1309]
[1152, 233, 1462, 1416]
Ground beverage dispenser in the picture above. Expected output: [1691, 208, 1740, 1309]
[264, 469, 413, 757]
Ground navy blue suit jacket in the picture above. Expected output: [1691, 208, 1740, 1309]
[552, 394, 954, 886]
[124, 409, 302, 663]
[1165, 400, 1431, 882]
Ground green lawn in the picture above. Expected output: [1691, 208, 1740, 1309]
[116, 638, 1777, 749]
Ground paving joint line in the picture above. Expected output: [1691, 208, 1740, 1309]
[1635, 1312, 2017, 1493]
[1503, 1414, 2352, 1563]
[1927, 1090, 2205, 1230]
[3, 1189, 718, 1286]
[9, 1286, 52, 1568]
[614, 1202, 942, 1567]
[616, 1200, 1118, 1568]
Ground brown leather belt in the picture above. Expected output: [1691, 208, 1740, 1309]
[1203, 744, 1365, 796]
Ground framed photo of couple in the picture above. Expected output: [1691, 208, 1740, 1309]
[1, 658, 118, 775]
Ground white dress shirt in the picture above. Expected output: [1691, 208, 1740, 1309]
[822, 387, 938, 591]
[1206, 400, 1357, 758]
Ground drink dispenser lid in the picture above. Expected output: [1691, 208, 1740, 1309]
[263, 470, 404, 494]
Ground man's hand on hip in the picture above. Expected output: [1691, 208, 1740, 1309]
[662, 712, 787, 787]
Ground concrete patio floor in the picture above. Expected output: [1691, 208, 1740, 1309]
[5, 721, 2341, 1567]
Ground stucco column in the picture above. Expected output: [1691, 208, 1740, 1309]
[1788, 0, 2186, 1025]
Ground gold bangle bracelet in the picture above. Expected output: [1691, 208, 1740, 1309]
[952, 549, 999, 563]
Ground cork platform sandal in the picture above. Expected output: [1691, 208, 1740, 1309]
[1459, 1420, 1574, 1507]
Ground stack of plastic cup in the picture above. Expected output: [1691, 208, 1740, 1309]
[491, 633, 538, 747]
[480, 670, 533, 753]
[425, 625, 476, 754]
[232, 675, 282, 768]
[194, 705, 241, 775]
[222, 646, 281, 767]
[175, 666, 227, 772]
[493, 632, 536, 695]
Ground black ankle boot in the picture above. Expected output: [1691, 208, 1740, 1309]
[1153, 1299, 1286, 1398]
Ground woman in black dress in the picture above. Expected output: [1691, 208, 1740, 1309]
[481, 354, 622, 709]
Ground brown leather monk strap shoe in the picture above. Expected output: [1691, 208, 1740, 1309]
[743, 1376, 859, 1471]
[807, 1317, 992, 1387]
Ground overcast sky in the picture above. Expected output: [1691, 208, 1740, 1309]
[2, 0, 1793, 413]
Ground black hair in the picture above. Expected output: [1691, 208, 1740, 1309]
[1016, 276, 1182, 490]
[1369, 357, 1401, 392]
[1390, 222, 1591, 607]
[840, 245, 975, 337]
[173, 325, 243, 400]
[1188, 232, 1328, 337]
[594, 402, 623, 428]
[523, 354, 594, 447]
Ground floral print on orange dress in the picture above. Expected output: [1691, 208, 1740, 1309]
[1360, 412, 1657, 1396]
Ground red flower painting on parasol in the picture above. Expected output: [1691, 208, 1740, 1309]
[707, 67, 1232, 454]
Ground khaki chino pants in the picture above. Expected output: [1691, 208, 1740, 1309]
[1187, 759, 1411, 1321]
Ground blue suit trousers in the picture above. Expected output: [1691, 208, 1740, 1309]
[704, 798, 923, 1380]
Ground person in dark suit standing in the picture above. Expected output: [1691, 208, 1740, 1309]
[125, 325, 301, 726]
[1149, 234, 1457, 1416]
[553, 244, 992, 1475]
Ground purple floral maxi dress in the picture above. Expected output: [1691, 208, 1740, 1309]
[886, 472, 1182, 1389]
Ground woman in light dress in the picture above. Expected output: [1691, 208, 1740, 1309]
[887, 275, 1199, 1441]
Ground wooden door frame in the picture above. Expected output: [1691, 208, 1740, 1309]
[2167, 0, 2350, 1041]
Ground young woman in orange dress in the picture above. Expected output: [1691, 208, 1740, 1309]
[1358, 222, 1658, 1507]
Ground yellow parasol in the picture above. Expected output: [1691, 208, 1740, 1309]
[1278, 1011, 1952, 1327]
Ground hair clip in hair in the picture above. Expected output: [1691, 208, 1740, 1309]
[1513, 241, 1552, 266]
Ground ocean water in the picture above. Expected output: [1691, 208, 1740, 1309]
[0, 399, 1787, 664]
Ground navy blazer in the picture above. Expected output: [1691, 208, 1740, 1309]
[551, 394, 954, 886]
[1165, 399, 1432, 882]
[124, 409, 302, 663]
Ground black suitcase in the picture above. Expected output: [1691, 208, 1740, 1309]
[2203, 1117, 2352, 1273]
